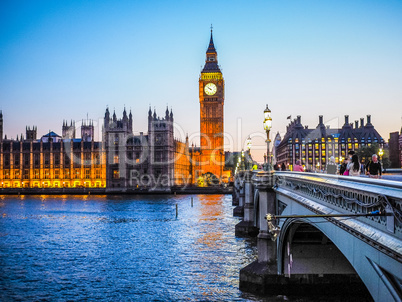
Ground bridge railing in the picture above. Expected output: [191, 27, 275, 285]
[273, 172, 402, 238]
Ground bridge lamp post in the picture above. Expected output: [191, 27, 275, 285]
[246, 136, 252, 169]
[378, 148, 384, 163]
[263, 104, 272, 171]
[247, 136, 252, 156]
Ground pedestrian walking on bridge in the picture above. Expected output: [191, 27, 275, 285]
[366, 154, 382, 179]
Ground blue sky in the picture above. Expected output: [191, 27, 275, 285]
[1, 0, 401, 161]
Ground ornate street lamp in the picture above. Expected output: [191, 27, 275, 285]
[263, 104, 272, 170]
[246, 136, 252, 169]
[247, 136, 252, 154]
[378, 148, 384, 163]
[241, 150, 245, 170]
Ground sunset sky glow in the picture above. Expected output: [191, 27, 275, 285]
[1, 0, 401, 161]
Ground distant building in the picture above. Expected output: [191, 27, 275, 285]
[194, 28, 226, 181]
[0, 107, 191, 189]
[275, 114, 384, 172]
[0, 126, 105, 188]
[271, 132, 282, 166]
[389, 130, 402, 168]
[103, 106, 190, 190]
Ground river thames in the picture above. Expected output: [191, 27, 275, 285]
[1, 194, 369, 301]
[1, 194, 271, 301]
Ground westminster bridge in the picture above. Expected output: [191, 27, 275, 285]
[233, 170, 402, 301]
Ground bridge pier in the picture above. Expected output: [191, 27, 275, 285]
[235, 171, 259, 236]
[232, 175, 239, 206]
[233, 171, 244, 217]
[239, 171, 279, 292]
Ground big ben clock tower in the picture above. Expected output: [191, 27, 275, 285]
[199, 28, 224, 180]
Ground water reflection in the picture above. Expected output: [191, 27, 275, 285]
[0, 194, 262, 301]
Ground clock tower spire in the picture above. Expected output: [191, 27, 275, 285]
[198, 28, 225, 181]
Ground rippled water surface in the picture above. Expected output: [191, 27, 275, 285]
[0, 194, 268, 301]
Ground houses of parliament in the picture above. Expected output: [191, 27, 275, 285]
[0, 30, 230, 190]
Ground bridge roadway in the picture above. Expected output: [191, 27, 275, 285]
[233, 170, 402, 301]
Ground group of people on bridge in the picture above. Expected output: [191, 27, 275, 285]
[337, 151, 382, 178]
[274, 151, 382, 178]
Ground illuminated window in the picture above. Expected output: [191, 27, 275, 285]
[64, 169, 70, 179]
[34, 169, 40, 179]
[113, 170, 120, 179]
[55, 170, 60, 179]
[114, 155, 119, 164]
[85, 169, 90, 179]
[348, 143, 352, 149]
[95, 169, 101, 179]
[44, 169, 50, 179]
[354, 143, 359, 149]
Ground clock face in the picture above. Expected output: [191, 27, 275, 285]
[204, 83, 217, 95]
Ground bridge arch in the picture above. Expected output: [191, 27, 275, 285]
[238, 171, 402, 300]
[278, 218, 359, 276]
